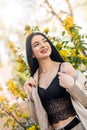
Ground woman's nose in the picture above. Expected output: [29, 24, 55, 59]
[40, 42, 45, 47]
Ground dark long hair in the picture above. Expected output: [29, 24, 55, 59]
[26, 32, 64, 76]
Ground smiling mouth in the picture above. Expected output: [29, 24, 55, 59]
[40, 48, 48, 54]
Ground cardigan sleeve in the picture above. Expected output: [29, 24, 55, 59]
[67, 70, 87, 108]
[24, 86, 39, 124]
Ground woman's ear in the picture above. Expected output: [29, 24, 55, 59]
[32, 54, 35, 58]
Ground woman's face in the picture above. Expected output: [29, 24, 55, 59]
[31, 35, 52, 60]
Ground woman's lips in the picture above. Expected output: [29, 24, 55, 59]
[40, 48, 48, 54]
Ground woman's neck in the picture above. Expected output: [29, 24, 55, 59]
[38, 57, 56, 74]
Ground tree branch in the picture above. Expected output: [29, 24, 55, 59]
[60, 10, 71, 15]
[45, 0, 63, 23]
[1, 107, 26, 130]
[65, 0, 73, 16]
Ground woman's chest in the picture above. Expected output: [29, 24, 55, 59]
[38, 75, 66, 100]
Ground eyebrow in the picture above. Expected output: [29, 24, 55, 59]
[32, 38, 46, 45]
[32, 41, 39, 45]
[42, 38, 46, 41]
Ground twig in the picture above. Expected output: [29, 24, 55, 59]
[65, 0, 73, 16]
[1, 107, 26, 130]
[45, 0, 63, 23]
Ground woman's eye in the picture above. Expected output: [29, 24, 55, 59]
[43, 40, 47, 43]
[33, 42, 40, 47]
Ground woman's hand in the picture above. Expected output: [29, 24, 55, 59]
[24, 77, 36, 96]
[60, 62, 75, 78]
[58, 72, 74, 89]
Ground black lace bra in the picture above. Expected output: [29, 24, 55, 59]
[38, 63, 76, 125]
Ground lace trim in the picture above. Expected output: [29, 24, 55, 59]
[43, 96, 76, 124]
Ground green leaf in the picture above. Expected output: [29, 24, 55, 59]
[24, 25, 31, 31]
[82, 46, 87, 50]
[85, 35, 87, 38]
[75, 25, 82, 29]
[82, 35, 84, 39]
[4, 122, 9, 128]
[71, 38, 74, 42]
[0, 113, 7, 118]
[62, 31, 65, 36]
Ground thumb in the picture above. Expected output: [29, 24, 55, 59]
[58, 71, 66, 75]
[58, 72, 63, 76]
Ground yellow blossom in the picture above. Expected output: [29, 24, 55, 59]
[36, 125, 40, 129]
[16, 56, 23, 62]
[59, 49, 69, 58]
[16, 111, 22, 117]
[48, 36, 53, 41]
[6, 79, 26, 99]
[6, 41, 17, 53]
[7, 41, 15, 48]
[56, 42, 62, 50]
[63, 16, 74, 31]
[21, 113, 28, 118]
[19, 89, 26, 100]
[0, 96, 5, 102]
[78, 54, 87, 60]
[0, 85, 3, 91]
[76, 39, 80, 43]
[70, 49, 76, 56]
[10, 121, 15, 126]
[68, 32, 76, 37]
[43, 28, 49, 34]
[4, 104, 11, 112]
[6, 79, 19, 96]
[18, 63, 25, 72]
[28, 125, 36, 130]
[24, 30, 32, 39]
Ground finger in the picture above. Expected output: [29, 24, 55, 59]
[31, 80, 36, 87]
[59, 80, 63, 87]
[58, 72, 65, 76]
[29, 77, 36, 84]
[30, 78, 36, 87]
[28, 83, 33, 87]
[25, 84, 32, 94]
[28, 82, 36, 87]
[58, 72, 62, 75]
[25, 79, 36, 87]
[61, 71, 66, 73]
[58, 71, 66, 74]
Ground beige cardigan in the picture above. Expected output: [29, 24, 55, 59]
[24, 70, 87, 130]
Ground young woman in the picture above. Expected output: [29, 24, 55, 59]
[24, 32, 87, 130]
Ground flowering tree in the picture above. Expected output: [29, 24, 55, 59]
[58, 16, 87, 68]
[0, 81, 40, 130]
[0, 16, 87, 130]
[24, 16, 87, 70]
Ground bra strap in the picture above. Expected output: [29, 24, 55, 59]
[58, 63, 62, 72]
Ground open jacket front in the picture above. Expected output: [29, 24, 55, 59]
[24, 70, 87, 130]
